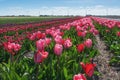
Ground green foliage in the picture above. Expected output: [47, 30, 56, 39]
[94, 21, 120, 66]
[0, 21, 99, 80]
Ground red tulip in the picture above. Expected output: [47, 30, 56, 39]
[73, 73, 86, 80]
[77, 43, 85, 53]
[29, 31, 46, 40]
[60, 32, 64, 36]
[77, 31, 86, 37]
[36, 31, 42, 39]
[77, 31, 82, 36]
[80, 62, 96, 77]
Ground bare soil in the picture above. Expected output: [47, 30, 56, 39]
[93, 35, 120, 80]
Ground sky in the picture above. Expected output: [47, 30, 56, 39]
[0, 0, 120, 16]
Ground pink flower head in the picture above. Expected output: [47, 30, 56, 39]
[13, 43, 21, 51]
[29, 33, 36, 40]
[80, 62, 96, 77]
[107, 20, 116, 29]
[76, 26, 82, 31]
[73, 73, 86, 80]
[117, 22, 120, 28]
[116, 31, 120, 37]
[36, 39, 46, 51]
[54, 44, 63, 56]
[45, 38, 51, 45]
[34, 51, 48, 63]
[3, 42, 21, 55]
[89, 28, 99, 35]
[84, 39, 92, 48]
[59, 24, 70, 30]
[54, 35, 63, 44]
[45, 29, 51, 34]
[93, 29, 99, 35]
[63, 39, 72, 48]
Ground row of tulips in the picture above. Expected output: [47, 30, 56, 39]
[2, 16, 120, 79]
[0, 17, 81, 34]
[92, 16, 120, 66]
[0, 17, 78, 28]
[0, 17, 82, 48]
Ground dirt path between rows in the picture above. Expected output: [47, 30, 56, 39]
[93, 35, 120, 80]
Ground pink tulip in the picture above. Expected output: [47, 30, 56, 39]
[45, 38, 51, 45]
[14, 43, 21, 51]
[34, 51, 48, 63]
[93, 29, 99, 35]
[7, 43, 14, 50]
[54, 44, 63, 56]
[54, 35, 63, 44]
[29, 33, 36, 40]
[73, 73, 86, 80]
[116, 32, 120, 37]
[76, 26, 82, 31]
[89, 28, 99, 35]
[84, 39, 92, 48]
[63, 39, 72, 48]
[36, 39, 46, 51]
[117, 22, 120, 28]
[59, 24, 70, 30]
[3, 42, 21, 55]
[45, 29, 50, 34]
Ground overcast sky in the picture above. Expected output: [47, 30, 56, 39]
[0, 0, 120, 16]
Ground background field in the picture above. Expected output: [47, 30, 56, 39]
[0, 16, 70, 25]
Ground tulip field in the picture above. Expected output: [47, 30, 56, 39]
[0, 16, 120, 80]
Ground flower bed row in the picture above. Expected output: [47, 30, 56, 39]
[92, 17, 120, 66]
[0, 16, 120, 80]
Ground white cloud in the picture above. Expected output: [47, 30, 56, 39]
[0, 5, 120, 16]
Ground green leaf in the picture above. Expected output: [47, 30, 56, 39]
[30, 44, 35, 51]
[21, 72, 29, 80]
[67, 60, 75, 64]
[63, 67, 68, 79]
[89, 50, 96, 58]
[94, 71, 101, 76]
[10, 71, 21, 80]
